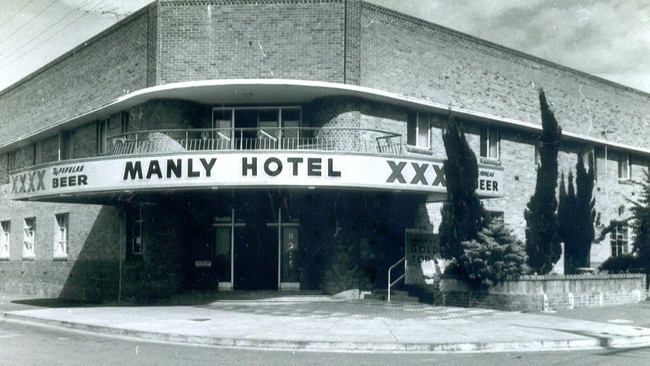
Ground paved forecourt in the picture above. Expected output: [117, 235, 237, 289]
[2, 293, 650, 353]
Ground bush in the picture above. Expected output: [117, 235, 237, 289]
[599, 255, 639, 274]
[446, 220, 529, 287]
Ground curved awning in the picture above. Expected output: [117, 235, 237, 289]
[3, 79, 648, 156]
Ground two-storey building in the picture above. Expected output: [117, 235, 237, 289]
[1, 0, 648, 301]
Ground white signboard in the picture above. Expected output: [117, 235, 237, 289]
[404, 229, 441, 285]
[9, 152, 503, 201]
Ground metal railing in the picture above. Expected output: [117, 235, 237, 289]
[387, 256, 406, 302]
[105, 127, 405, 156]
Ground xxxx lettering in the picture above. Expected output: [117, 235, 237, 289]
[386, 161, 446, 186]
[10, 170, 46, 194]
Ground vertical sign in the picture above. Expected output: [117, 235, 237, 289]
[281, 225, 299, 283]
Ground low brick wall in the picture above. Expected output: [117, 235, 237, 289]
[438, 274, 646, 312]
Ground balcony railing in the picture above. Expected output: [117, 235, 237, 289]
[105, 128, 407, 156]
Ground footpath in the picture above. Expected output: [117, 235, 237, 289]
[2, 292, 650, 353]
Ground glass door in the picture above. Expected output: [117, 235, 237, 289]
[257, 109, 279, 149]
[213, 209, 245, 290]
[212, 109, 233, 150]
[268, 209, 300, 290]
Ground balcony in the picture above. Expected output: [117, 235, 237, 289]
[106, 127, 410, 156]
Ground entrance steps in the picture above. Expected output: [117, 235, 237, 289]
[212, 290, 325, 301]
[365, 289, 421, 303]
[165, 290, 325, 305]
[366, 284, 438, 304]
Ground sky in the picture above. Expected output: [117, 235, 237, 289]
[0, 0, 649, 93]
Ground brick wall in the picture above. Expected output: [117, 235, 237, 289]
[129, 101, 209, 131]
[439, 274, 646, 311]
[0, 10, 151, 147]
[356, 2, 649, 262]
[155, 0, 347, 84]
[359, 3, 650, 151]
[0, 191, 125, 301]
[344, 0, 362, 85]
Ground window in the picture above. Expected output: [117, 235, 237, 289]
[212, 107, 302, 149]
[618, 153, 631, 180]
[407, 112, 430, 147]
[281, 108, 301, 141]
[120, 112, 130, 133]
[96, 120, 108, 154]
[0, 221, 9, 260]
[480, 126, 500, 159]
[610, 222, 629, 257]
[128, 206, 143, 255]
[486, 211, 504, 225]
[581, 149, 596, 177]
[33, 142, 42, 166]
[54, 214, 69, 259]
[23, 217, 35, 259]
[59, 131, 75, 161]
[7, 151, 17, 173]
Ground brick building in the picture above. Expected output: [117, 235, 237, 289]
[0, 0, 648, 301]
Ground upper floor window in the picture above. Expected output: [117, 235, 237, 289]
[7, 151, 17, 173]
[610, 222, 629, 257]
[33, 142, 42, 166]
[480, 126, 500, 160]
[120, 112, 130, 134]
[582, 149, 596, 172]
[618, 153, 631, 180]
[407, 112, 430, 148]
[23, 217, 35, 260]
[54, 214, 69, 260]
[212, 107, 302, 149]
[59, 131, 75, 161]
[96, 120, 109, 155]
[0, 220, 10, 260]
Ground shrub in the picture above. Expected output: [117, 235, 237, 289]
[447, 220, 529, 287]
[599, 255, 639, 274]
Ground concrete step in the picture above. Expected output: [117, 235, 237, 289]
[366, 289, 420, 302]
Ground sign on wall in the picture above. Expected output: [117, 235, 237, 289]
[404, 229, 441, 285]
[9, 152, 504, 201]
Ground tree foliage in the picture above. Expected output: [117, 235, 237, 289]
[558, 171, 575, 265]
[630, 169, 650, 270]
[559, 154, 596, 274]
[524, 89, 562, 274]
[451, 219, 529, 287]
[439, 112, 528, 286]
[439, 112, 485, 260]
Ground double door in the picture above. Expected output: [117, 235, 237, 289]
[213, 209, 299, 290]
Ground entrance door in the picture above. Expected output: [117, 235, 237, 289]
[268, 209, 300, 290]
[234, 222, 278, 290]
[218, 207, 300, 291]
[213, 210, 245, 290]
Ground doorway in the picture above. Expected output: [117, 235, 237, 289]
[214, 208, 300, 291]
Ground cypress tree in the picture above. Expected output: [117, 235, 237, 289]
[558, 171, 576, 273]
[524, 89, 562, 274]
[559, 154, 596, 275]
[573, 153, 596, 271]
[439, 112, 485, 261]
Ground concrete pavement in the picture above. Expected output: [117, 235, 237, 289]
[2, 292, 650, 353]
